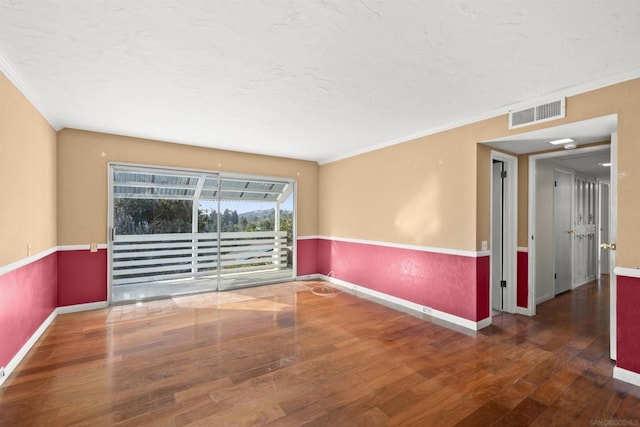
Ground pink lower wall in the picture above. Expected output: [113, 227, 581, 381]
[476, 256, 490, 320]
[4, 245, 639, 381]
[517, 251, 528, 308]
[57, 249, 108, 306]
[617, 275, 640, 374]
[0, 253, 57, 368]
[310, 238, 489, 322]
[296, 238, 318, 276]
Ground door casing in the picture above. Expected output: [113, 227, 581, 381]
[528, 143, 613, 319]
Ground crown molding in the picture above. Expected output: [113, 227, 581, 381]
[318, 67, 640, 165]
[0, 49, 62, 130]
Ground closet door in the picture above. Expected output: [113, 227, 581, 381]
[573, 175, 598, 287]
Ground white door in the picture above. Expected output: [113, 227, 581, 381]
[599, 183, 610, 275]
[491, 161, 505, 311]
[554, 169, 573, 294]
[608, 132, 618, 360]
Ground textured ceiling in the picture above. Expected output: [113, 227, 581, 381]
[1, 1, 640, 163]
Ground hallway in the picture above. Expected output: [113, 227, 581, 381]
[0, 277, 637, 425]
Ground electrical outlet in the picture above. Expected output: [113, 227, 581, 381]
[0, 367, 5, 377]
[423, 306, 432, 315]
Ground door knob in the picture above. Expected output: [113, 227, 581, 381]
[567, 230, 574, 234]
[600, 242, 617, 250]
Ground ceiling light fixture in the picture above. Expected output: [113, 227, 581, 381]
[598, 162, 612, 167]
[549, 138, 575, 145]
[563, 143, 577, 150]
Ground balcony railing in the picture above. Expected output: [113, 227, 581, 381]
[112, 231, 288, 286]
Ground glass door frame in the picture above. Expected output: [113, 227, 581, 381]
[107, 162, 297, 304]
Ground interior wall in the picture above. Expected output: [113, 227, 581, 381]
[320, 80, 640, 260]
[0, 72, 57, 265]
[319, 118, 508, 250]
[56, 128, 319, 246]
[517, 155, 529, 248]
[0, 71, 58, 370]
[477, 144, 492, 251]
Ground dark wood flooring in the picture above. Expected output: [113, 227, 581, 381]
[1, 277, 639, 426]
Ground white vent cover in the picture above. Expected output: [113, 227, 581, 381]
[509, 98, 566, 129]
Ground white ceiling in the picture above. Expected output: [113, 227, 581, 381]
[541, 148, 612, 180]
[483, 115, 615, 179]
[1, 1, 640, 163]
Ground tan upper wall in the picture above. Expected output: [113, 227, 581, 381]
[320, 78, 640, 267]
[0, 72, 57, 266]
[319, 116, 507, 251]
[517, 155, 529, 248]
[57, 129, 319, 245]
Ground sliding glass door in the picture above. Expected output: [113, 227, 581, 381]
[109, 164, 294, 303]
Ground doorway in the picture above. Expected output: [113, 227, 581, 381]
[481, 114, 617, 359]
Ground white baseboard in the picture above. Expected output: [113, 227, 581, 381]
[57, 301, 108, 315]
[317, 274, 490, 331]
[475, 317, 492, 330]
[0, 309, 57, 387]
[516, 307, 531, 316]
[536, 294, 553, 305]
[295, 274, 321, 281]
[613, 366, 640, 387]
[573, 278, 595, 289]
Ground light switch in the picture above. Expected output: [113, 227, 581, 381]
[90, 243, 98, 252]
[481, 240, 488, 251]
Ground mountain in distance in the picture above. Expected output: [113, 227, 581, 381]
[238, 208, 292, 222]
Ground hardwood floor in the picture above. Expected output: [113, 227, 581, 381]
[1, 277, 639, 426]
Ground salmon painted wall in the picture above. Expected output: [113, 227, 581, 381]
[57, 249, 107, 307]
[0, 254, 57, 369]
[517, 251, 528, 308]
[315, 238, 489, 322]
[0, 72, 58, 369]
[617, 275, 640, 374]
[296, 238, 318, 277]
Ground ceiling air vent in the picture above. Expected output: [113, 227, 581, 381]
[509, 98, 565, 129]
